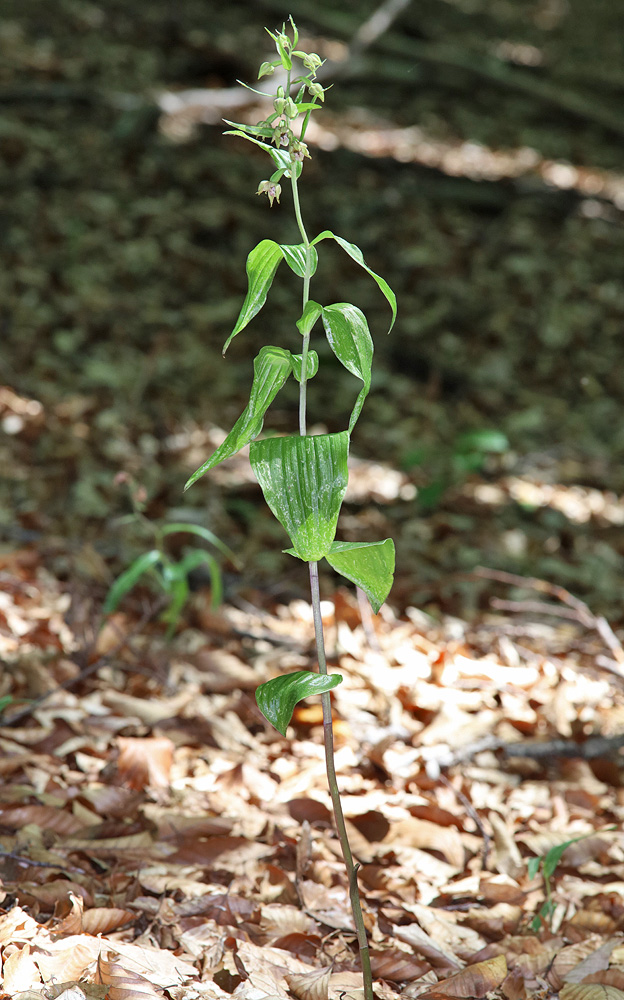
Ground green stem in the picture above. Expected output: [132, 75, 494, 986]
[293, 169, 373, 1000]
[309, 562, 373, 1000]
[291, 167, 313, 437]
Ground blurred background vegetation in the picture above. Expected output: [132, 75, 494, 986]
[2, 0, 624, 620]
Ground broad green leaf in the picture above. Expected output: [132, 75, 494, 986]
[185, 346, 292, 489]
[223, 131, 303, 180]
[289, 350, 319, 382]
[223, 240, 284, 353]
[103, 549, 161, 615]
[249, 431, 349, 561]
[256, 670, 342, 736]
[322, 303, 373, 432]
[527, 856, 541, 880]
[160, 522, 239, 566]
[279, 243, 318, 278]
[325, 539, 395, 614]
[311, 230, 397, 333]
[297, 300, 323, 337]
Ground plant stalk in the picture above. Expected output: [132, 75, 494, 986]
[293, 166, 374, 1000]
[309, 562, 374, 1000]
[290, 168, 312, 437]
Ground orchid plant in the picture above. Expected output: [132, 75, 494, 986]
[186, 20, 397, 999]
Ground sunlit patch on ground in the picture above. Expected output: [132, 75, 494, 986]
[463, 476, 624, 525]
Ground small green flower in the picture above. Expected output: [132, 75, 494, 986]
[290, 139, 310, 162]
[258, 61, 276, 79]
[284, 97, 299, 119]
[257, 179, 282, 207]
[272, 123, 291, 147]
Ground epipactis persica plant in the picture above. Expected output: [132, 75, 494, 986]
[185, 20, 397, 1000]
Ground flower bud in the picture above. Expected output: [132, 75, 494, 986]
[284, 98, 299, 119]
[258, 61, 275, 79]
[303, 52, 322, 72]
[273, 97, 286, 115]
[308, 82, 325, 102]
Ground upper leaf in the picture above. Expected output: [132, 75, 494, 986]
[280, 243, 318, 278]
[297, 300, 323, 337]
[325, 539, 395, 614]
[289, 350, 319, 382]
[223, 129, 303, 180]
[311, 230, 397, 333]
[249, 431, 349, 561]
[184, 346, 292, 489]
[223, 240, 284, 354]
[322, 303, 373, 432]
[256, 670, 342, 736]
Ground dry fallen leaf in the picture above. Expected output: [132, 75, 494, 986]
[116, 736, 174, 789]
[560, 987, 624, 1000]
[2, 943, 42, 993]
[285, 963, 332, 1000]
[420, 954, 508, 998]
[96, 951, 166, 999]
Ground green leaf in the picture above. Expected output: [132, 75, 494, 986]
[289, 350, 319, 382]
[542, 840, 576, 880]
[249, 431, 349, 561]
[279, 243, 318, 278]
[223, 240, 284, 353]
[103, 549, 162, 615]
[527, 856, 541, 880]
[311, 230, 397, 333]
[454, 430, 510, 454]
[297, 300, 323, 337]
[223, 131, 302, 180]
[160, 522, 240, 566]
[276, 38, 292, 71]
[325, 539, 395, 614]
[222, 119, 275, 138]
[322, 303, 373, 432]
[160, 561, 191, 636]
[256, 670, 342, 736]
[185, 346, 292, 489]
[176, 549, 223, 609]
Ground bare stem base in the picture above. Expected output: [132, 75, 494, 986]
[308, 561, 374, 1000]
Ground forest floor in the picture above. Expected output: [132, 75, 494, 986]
[2, 545, 624, 999]
[2, 0, 624, 996]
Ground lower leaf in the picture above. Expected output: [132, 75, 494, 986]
[256, 670, 342, 736]
[325, 538, 395, 614]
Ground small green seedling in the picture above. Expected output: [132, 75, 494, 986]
[185, 19, 397, 1000]
[528, 828, 614, 931]
[103, 521, 237, 637]
[0, 695, 15, 718]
